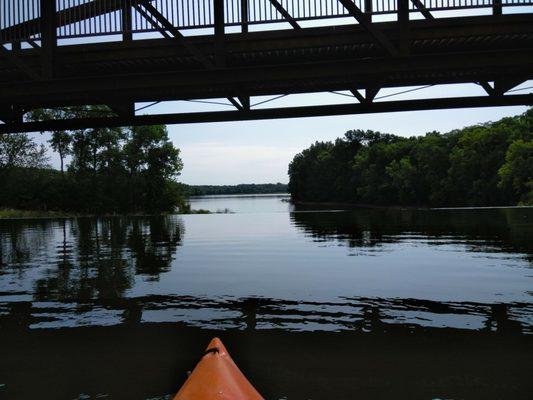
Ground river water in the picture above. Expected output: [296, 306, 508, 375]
[1, 195, 532, 399]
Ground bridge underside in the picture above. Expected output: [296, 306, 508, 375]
[1, 12, 533, 133]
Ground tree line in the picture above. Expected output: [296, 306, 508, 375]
[181, 183, 288, 196]
[0, 106, 184, 214]
[288, 109, 533, 207]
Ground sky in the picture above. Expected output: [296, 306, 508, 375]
[168, 103, 531, 185]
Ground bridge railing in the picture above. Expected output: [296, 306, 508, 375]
[1, 0, 532, 44]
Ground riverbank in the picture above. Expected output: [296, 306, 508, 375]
[0, 208, 216, 220]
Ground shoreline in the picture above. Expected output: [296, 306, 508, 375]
[292, 200, 533, 210]
[0, 208, 216, 220]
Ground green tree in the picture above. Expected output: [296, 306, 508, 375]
[0, 133, 48, 169]
[498, 140, 533, 205]
[288, 108, 533, 207]
[27, 108, 74, 173]
[124, 125, 183, 212]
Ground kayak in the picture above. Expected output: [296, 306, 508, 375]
[173, 337, 264, 400]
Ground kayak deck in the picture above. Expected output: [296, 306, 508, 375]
[173, 338, 264, 400]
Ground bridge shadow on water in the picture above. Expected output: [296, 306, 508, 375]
[1, 294, 532, 399]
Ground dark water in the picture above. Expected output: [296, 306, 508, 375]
[1, 196, 532, 399]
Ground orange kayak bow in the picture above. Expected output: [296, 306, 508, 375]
[173, 338, 264, 400]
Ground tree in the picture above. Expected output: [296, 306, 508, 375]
[0, 133, 49, 169]
[498, 140, 533, 205]
[288, 108, 533, 207]
[26, 108, 74, 173]
[4, 107, 185, 214]
[124, 125, 183, 212]
[386, 157, 418, 205]
[49, 131, 71, 173]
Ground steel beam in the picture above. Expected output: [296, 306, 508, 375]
[122, 2, 133, 41]
[410, 0, 434, 20]
[1, 94, 532, 134]
[2, 46, 531, 106]
[0, 45, 40, 80]
[268, 0, 301, 29]
[41, 0, 57, 79]
[214, 0, 226, 68]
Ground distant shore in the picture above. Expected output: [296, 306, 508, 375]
[291, 201, 533, 210]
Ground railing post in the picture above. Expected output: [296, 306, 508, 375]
[364, 0, 373, 23]
[397, 0, 409, 55]
[41, 0, 57, 78]
[493, 0, 502, 15]
[214, 0, 226, 67]
[241, 0, 249, 33]
[122, 0, 133, 41]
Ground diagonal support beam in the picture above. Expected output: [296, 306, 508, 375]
[350, 89, 366, 103]
[478, 81, 496, 96]
[366, 87, 380, 102]
[337, 0, 399, 56]
[268, 0, 301, 29]
[238, 96, 251, 110]
[134, 4, 177, 39]
[410, 0, 434, 20]
[108, 103, 135, 118]
[135, 2, 245, 111]
[0, 105, 23, 124]
[494, 79, 526, 95]
[228, 97, 244, 110]
[27, 39, 40, 49]
[350, 88, 380, 103]
[135, 2, 213, 68]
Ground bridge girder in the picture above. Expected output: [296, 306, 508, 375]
[0, 12, 533, 132]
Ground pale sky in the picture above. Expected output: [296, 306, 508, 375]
[170, 104, 531, 185]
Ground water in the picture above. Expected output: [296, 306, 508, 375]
[1, 195, 532, 399]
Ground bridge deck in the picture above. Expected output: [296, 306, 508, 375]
[0, 0, 532, 132]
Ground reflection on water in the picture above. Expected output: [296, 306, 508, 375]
[291, 206, 533, 261]
[1, 294, 530, 334]
[0, 201, 532, 399]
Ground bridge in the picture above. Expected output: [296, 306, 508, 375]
[0, 0, 532, 133]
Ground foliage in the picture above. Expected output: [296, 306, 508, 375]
[288, 109, 533, 207]
[0, 107, 184, 214]
[498, 140, 533, 205]
[0, 133, 49, 169]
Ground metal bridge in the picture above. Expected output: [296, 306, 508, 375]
[0, 0, 532, 133]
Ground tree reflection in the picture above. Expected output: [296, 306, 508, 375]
[0, 219, 52, 270]
[31, 216, 183, 301]
[291, 207, 533, 262]
[127, 217, 182, 279]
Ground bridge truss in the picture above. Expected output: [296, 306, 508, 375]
[0, 0, 532, 133]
